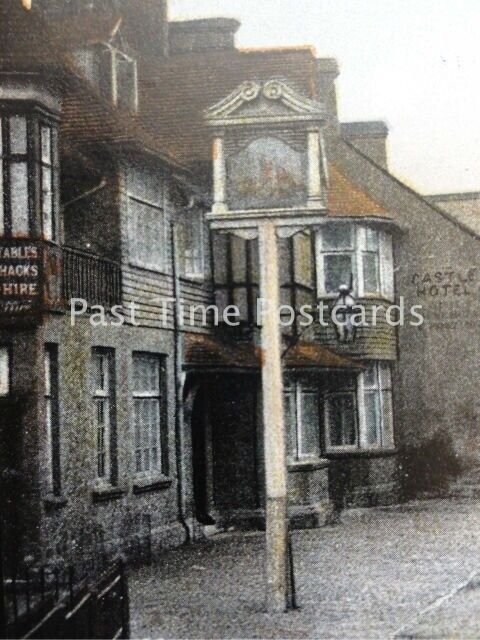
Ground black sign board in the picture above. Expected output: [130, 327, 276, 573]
[0, 241, 42, 315]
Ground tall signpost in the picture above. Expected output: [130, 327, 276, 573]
[206, 80, 328, 612]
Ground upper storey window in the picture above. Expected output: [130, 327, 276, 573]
[316, 224, 394, 300]
[127, 165, 167, 272]
[73, 44, 138, 113]
[0, 113, 59, 241]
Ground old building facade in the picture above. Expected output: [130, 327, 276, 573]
[0, 0, 478, 570]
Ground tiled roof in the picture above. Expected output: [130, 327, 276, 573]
[138, 47, 320, 169]
[1, 3, 392, 214]
[184, 334, 361, 371]
[0, 0, 57, 71]
[0, 3, 190, 173]
[328, 164, 389, 218]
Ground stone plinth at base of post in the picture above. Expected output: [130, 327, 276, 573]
[265, 496, 289, 613]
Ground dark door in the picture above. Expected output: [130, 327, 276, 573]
[191, 388, 214, 524]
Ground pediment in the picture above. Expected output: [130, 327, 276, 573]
[205, 80, 326, 128]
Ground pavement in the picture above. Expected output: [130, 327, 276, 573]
[129, 498, 480, 639]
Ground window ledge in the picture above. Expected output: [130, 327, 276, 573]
[288, 459, 330, 472]
[133, 475, 173, 495]
[180, 274, 206, 284]
[92, 486, 126, 503]
[326, 448, 397, 460]
[43, 494, 68, 510]
[128, 260, 168, 276]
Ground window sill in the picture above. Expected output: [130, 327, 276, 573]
[326, 448, 397, 460]
[92, 485, 126, 503]
[128, 260, 168, 276]
[43, 494, 68, 510]
[133, 475, 173, 495]
[180, 274, 206, 284]
[288, 459, 330, 472]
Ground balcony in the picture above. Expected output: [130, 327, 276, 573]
[0, 240, 122, 321]
[62, 246, 122, 309]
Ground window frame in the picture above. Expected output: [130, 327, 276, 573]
[0, 108, 60, 242]
[0, 345, 11, 397]
[324, 381, 359, 452]
[91, 348, 117, 486]
[285, 377, 321, 462]
[180, 210, 205, 281]
[325, 363, 395, 453]
[132, 352, 168, 479]
[44, 344, 61, 496]
[316, 224, 393, 299]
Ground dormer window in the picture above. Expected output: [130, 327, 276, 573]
[73, 44, 138, 112]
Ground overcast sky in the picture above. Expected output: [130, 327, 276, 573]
[170, 0, 480, 195]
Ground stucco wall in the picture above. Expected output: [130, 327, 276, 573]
[334, 139, 480, 471]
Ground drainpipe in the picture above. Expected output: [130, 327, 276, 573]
[62, 178, 108, 209]
[170, 221, 191, 543]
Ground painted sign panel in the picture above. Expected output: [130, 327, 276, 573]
[0, 240, 42, 314]
[227, 136, 308, 210]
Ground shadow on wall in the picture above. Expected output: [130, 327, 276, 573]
[397, 429, 465, 500]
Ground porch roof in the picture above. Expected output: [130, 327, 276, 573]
[184, 334, 362, 372]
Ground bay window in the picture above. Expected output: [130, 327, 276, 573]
[0, 112, 59, 240]
[325, 364, 394, 452]
[316, 224, 393, 299]
[285, 378, 320, 461]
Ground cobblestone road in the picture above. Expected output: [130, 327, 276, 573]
[130, 499, 480, 639]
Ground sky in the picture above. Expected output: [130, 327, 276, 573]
[169, 0, 480, 196]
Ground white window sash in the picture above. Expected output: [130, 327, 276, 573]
[379, 231, 395, 301]
[358, 363, 394, 450]
[183, 213, 205, 279]
[325, 391, 358, 451]
[0, 347, 9, 396]
[132, 355, 163, 476]
[317, 225, 393, 299]
[297, 386, 319, 459]
[128, 193, 166, 271]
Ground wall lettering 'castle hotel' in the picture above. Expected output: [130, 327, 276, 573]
[0, 0, 479, 568]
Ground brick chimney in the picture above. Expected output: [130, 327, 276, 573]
[341, 121, 389, 169]
[169, 18, 241, 54]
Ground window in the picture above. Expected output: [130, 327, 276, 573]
[213, 233, 260, 324]
[285, 378, 320, 460]
[132, 353, 167, 476]
[128, 167, 166, 271]
[325, 365, 394, 451]
[40, 125, 56, 241]
[180, 212, 205, 279]
[73, 44, 138, 113]
[316, 225, 394, 299]
[92, 349, 117, 483]
[0, 113, 59, 240]
[358, 363, 394, 449]
[321, 225, 355, 295]
[325, 374, 358, 449]
[0, 347, 10, 396]
[114, 50, 138, 112]
[45, 345, 61, 495]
